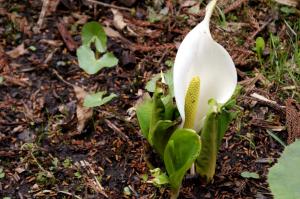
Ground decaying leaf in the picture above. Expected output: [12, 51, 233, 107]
[111, 8, 127, 30]
[73, 86, 93, 133]
[6, 43, 27, 58]
[275, 0, 299, 7]
[286, 99, 300, 144]
[36, 0, 60, 30]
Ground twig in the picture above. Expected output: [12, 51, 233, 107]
[85, 0, 131, 12]
[52, 69, 74, 87]
[58, 191, 82, 199]
[249, 17, 273, 40]
[105, 119, 129, 140]
[224, 0, 248, 14]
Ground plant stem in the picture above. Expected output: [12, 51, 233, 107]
[170, 189, 180, 199]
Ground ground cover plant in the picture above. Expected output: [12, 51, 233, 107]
[0, 0, 299, 198]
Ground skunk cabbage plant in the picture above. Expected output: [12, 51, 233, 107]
[173, 0, 237, 132]
[136, 0, 237, 198]
[173, 0, 237, 182]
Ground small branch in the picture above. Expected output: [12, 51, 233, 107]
[249, 17, 273, 40]
[85, 0, 131, 12]
[52, 69, 74, 87]
[58, 191, 82, 199]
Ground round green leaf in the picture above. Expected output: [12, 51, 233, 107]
[164, 128, 201, 191]
[268, 140, 300, 199]
[83, 92, 117, 108]
[82, 21, 107, 53]
[97, 52, 119, 68]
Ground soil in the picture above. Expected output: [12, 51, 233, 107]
[0, 0, 299, 199]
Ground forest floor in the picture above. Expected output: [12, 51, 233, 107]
[0, 0, 299, 198]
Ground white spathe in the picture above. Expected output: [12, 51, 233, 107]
[173, 0, 237, 132]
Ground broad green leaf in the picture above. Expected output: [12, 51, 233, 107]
[145, 73, 160, 93]
[268, 140, 300, 199]
[77, 46, 118, 74]
[83, 92, 117, 108]
[149, 89, 166, 135]
[163, 70, 174, 98]
[136, 94, 153, 138]
[148, 120, 177, 157]
[97, 52, 119, 68]
[241, 171, 260, 179]
[82, 21, 107, 53]
[145, 70, 174, 98]
[0, 76, 3, 84]
[164, 128, 201, 193]
[136, 87, 177, 145]
[196, 103, 236, 182]
[77, 45, 99, 74]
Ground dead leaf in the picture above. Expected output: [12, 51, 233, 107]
[36, 0, 60, 30]
[275, 0, 299, 7]
[57, 20, 78, 51]
[111, 8, 127, 30]
[6, 43, 27, 58]
[73, 86, 93, 133]
[72, 13, 90, 25]
[7, 12, 32, 36]
[286, 99, 300, 144]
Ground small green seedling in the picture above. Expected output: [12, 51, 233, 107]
[241, 171, 260, 179]
[63, 158, 72, 168]
[83, 91, 117, 108]
[0, 76, 4, 84]
[74, 171, 82, 179]
[147, 168, 169, 187]
[0, 168, 5, 179]
[255, 37, 265, 66]
[77, 21, 118, 74]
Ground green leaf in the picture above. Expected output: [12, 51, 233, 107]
[164, 128, 201, 193]
[268, 140, 300, 199]
[147, 7, 163, 23]
[83, 92, 117, 108]
[82, 21, 107, 53]
[255, 37, 265, 56]
[77, 45, 99, 74]
[97, 52, 119, 68]
[196, 103, 236, 182]
[241, 171, 260, 179]
[165, 59, 174, 68]
[0, 76, 4, 84]
[0, 168, 5, 179]
[145, 69, 174, 98]
[136, 87, 177, 145]
[149, 89, 166, 134]
[148, 168, 169, 187]
[77, 46, 118, 74]
[136, 94, 153, 138]
[149, 120, 177, 157]
[145, 73, 160, 93]
[280, 6, 296, 15]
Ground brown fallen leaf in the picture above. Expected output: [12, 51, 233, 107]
[111, 8, 137, 36]
[6, 43, 27, 58]
[111, 8, 127, 30]
[36, 0, 60, 29]
[7, 12, 32, 36]
[57, 20, 78, 52]
[286, 99, 300, 144]
[275, 0, 299, 7]
[73, 86, 93, 133]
